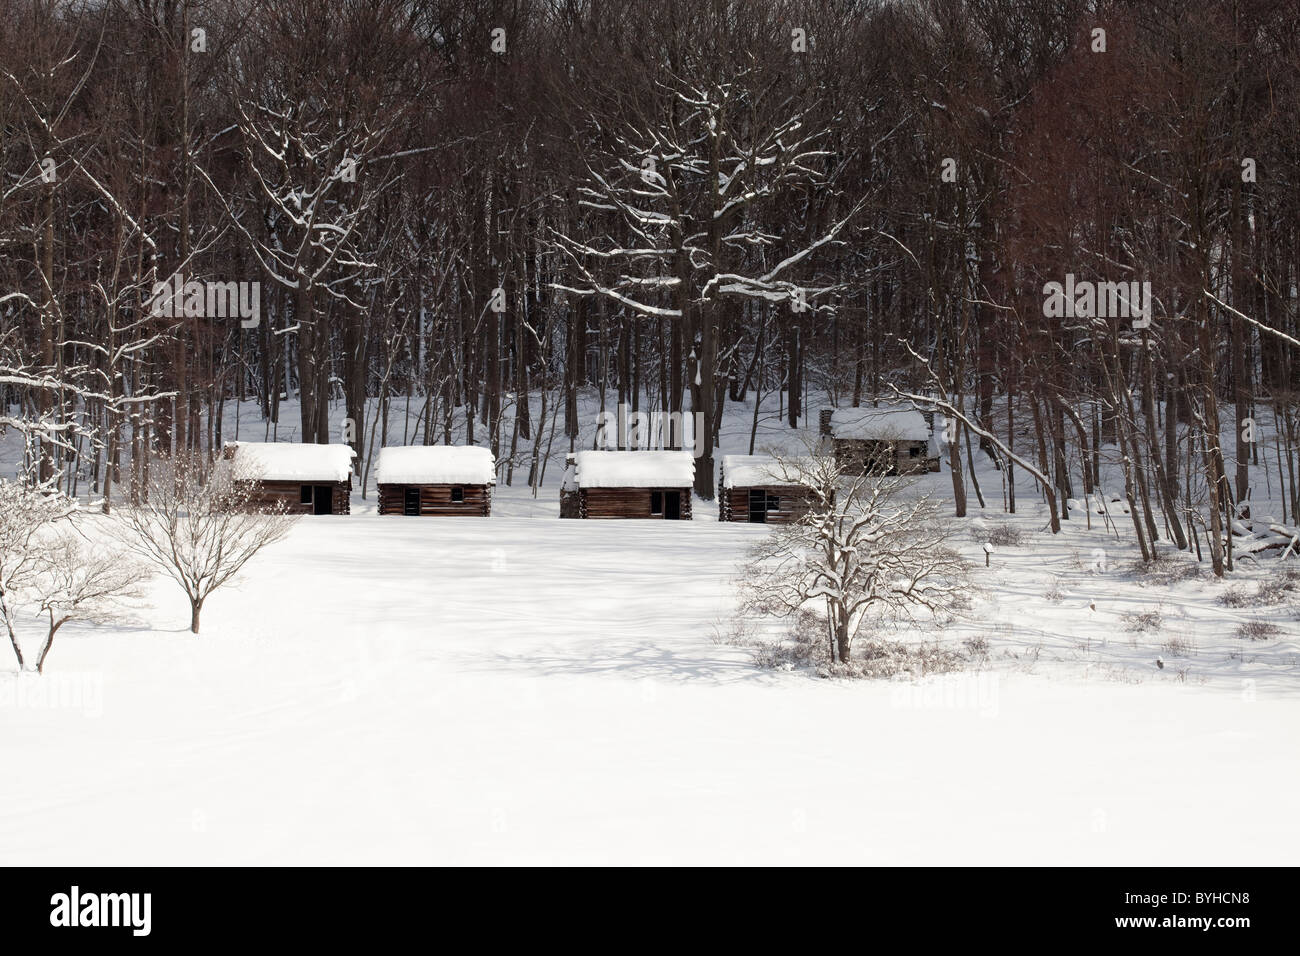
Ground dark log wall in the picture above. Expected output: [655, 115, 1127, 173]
[832, 438, 939, 476]
[563, 487, 694, 519]
[718, 485, 815, 524]
[377, 483, 492, 516]
[239, 479, 351, 515]
[560, 489, 582, 519]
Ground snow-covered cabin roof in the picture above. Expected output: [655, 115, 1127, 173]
[829, 405, 930, 441]
[227, 441, 355, 482]
[720, 455, 815, 489]
[374, 445, 495, 486]
[571, 451, 695, 489]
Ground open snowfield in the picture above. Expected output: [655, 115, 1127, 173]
[2, 394, 1298, 865]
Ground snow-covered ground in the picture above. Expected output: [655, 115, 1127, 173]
[1, 392, 1297, 864]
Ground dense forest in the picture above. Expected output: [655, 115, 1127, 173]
[3, 0, 1300, 577]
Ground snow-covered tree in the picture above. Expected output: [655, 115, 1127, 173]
[209, 2, 412, 447]
[739, 452, 968, 664]
[552, 65, 864, 497]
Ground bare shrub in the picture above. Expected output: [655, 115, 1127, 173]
[1043, 576, 1064, 603]
[738, 608, 969, 679]
[1254, 568, 1300, 606]
[1160, 635, 1195, 657]
[821, 639, 967, 680]
[1102, 666, 1143, 684]
[750, 641, 797, 671]
[747, 609, 826, 671]
[1133, 553, 1204, 586]
[969, 521, 1024, 547]
[1218, 569, 1300, 610]
[948, 590, 974, 613]
[1236, 620, 1282, 641]
[1120, 609, 1163, 633]
[712, 615, 757, 647]
[1217, 586, 1253, 608]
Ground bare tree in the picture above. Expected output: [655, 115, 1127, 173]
[30, 534, 145, 673]
[739, 450, 968, 664]
[113, 452, 297, 633]
[209, 0, 415, 446]
[551, 59, 864, 497]
[0, 479, 77, 669]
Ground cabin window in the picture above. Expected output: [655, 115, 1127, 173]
[767, 494, 781, 511]
[450, 486, 465, 503]
[909, 445, 921, 458]
[650, 491, 664, 515]
[300, 485, 313, 504]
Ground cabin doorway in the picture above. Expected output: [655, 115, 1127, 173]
[663, 490, 682, 520]
[403, 487, 421, 516]
[748, 489, 768, 523]
[312, 485, 334, 515]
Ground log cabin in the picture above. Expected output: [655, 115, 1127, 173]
[374, 445, 495, 516]
[819, 405, 940, 476]
[559, 450, 694, 519]
[223, 441, 354, 514]
[718, 455, 817, 524]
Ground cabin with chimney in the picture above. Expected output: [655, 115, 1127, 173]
[819, 404, 939, 476]
[223, 441, 354, 514]
[560, 451, 694, 519]
[374, 445, 495, 516]
[718, 455, 818, 524]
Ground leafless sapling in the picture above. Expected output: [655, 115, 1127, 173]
[29, 533, 145, 674]
[0, 479, 77, 669]
[113, 452, 296, 634]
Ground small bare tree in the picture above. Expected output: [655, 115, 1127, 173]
[30, 535, 145, 673]
[114, 453, 297, 634]
[0, 479, 76, 669]
[0, 481, 142, 673]
[740, 452, 969, 664]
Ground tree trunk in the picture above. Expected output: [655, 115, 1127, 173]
[36, 619, 62, 674]
[5, 621, 24, 671]
[836, 612, 852, 663]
